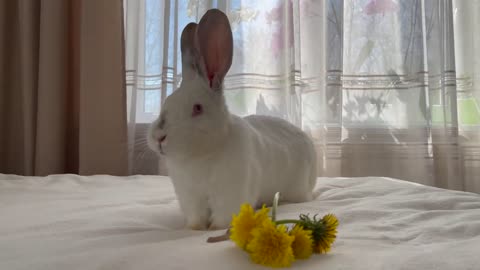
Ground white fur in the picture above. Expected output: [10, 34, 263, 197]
[148, 9, 317, 230]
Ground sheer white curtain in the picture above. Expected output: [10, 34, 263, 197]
[124, 0, 480, 193]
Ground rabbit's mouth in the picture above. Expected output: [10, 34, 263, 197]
[159, 144, 166, 155]
[158, 135, 167, 155]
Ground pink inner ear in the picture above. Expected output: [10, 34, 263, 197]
[196, 9, 233, 88]
[208, 72, 214, 87]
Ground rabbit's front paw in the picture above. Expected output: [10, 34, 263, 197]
[187, 222, 208, 230]
[208, 223, 224, 231]
[186, 215, 209, 230]
[209, 214, 231, 230]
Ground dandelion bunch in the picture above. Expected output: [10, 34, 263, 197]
[226, 192, 339, 268]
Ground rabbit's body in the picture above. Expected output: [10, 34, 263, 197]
[165, 112, 316, 229]
[240, 114, 317, 205]
[148, 9, 317, 230]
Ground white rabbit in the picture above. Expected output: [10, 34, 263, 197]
[148, 9, 317, 230]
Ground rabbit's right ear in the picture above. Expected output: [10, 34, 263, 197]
[181, 22, 200, 80]
[196, 9, 233, 91]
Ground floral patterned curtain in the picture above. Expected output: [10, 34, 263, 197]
[124, 0, 480, 193]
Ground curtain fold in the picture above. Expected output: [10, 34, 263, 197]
[0, 0, 128, 176]
[125, 0, 479, 193]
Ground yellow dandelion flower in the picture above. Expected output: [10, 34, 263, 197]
[247, 220, 295, 268]
[230, 204, 270, 249]
[313, 213, 339, 254]
[289, 225, 313, 259]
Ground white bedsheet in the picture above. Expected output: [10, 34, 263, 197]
[0, 174, 479, 270]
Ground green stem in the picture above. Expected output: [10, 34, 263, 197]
[275, 219, 302, 225]
[271, 192, 280, 222]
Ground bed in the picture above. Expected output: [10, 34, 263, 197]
[1, 174, 479, 270]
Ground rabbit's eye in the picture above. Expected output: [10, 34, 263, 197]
[192, 103, 203, 117]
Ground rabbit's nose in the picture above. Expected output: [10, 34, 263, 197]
[159, 135, 167, 143]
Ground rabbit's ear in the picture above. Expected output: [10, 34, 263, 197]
[180, 22, 200, 80]
[196, 9, 233, 91]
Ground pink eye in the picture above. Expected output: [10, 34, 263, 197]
[192, 103, 203, 117]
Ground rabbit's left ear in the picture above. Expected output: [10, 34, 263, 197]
[180, 22, 200, 81]
[196, 9, 233, 91]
